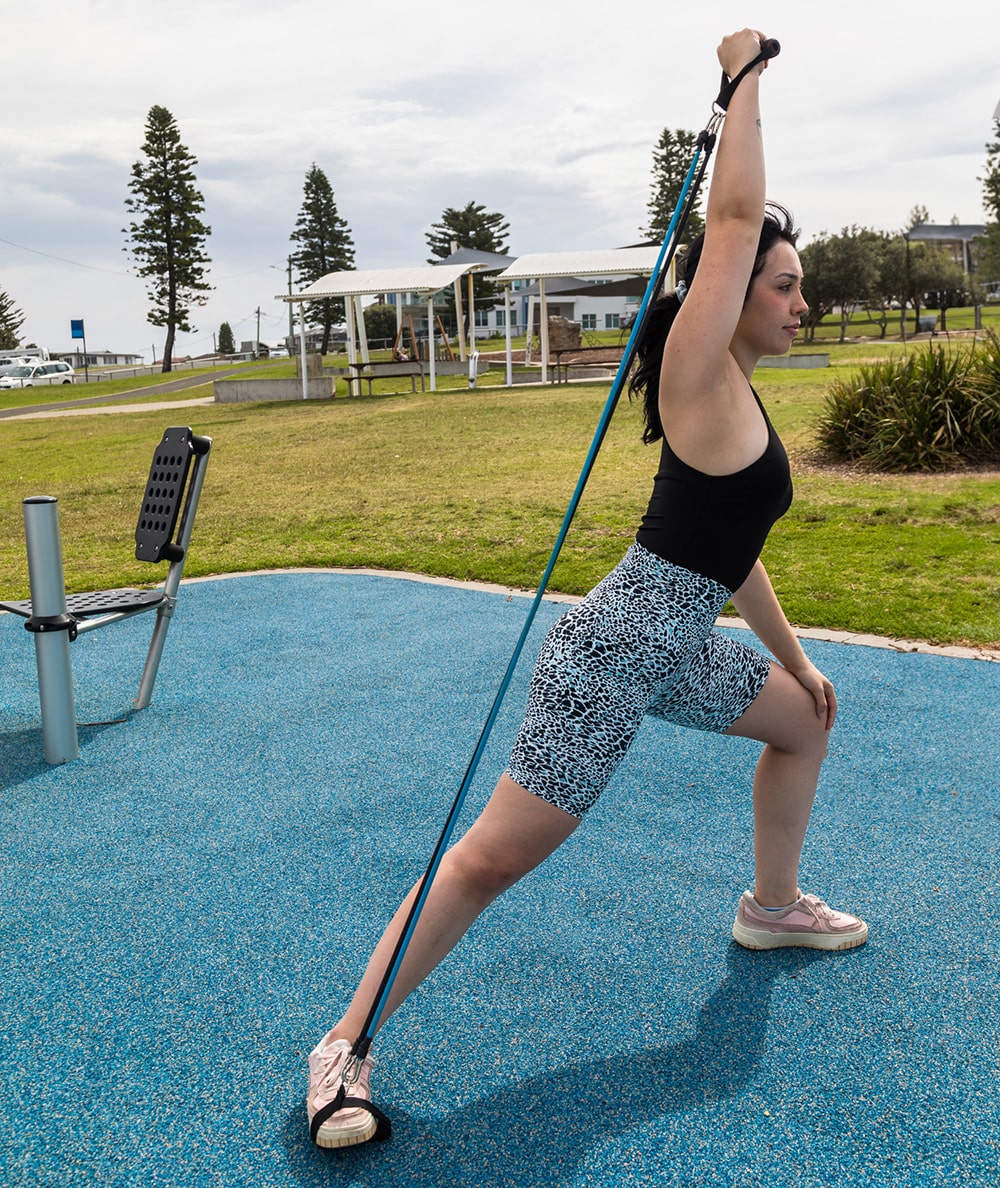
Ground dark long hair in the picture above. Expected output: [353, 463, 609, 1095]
[629, 202, 799, 444]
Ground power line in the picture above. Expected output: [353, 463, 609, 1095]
[0, 236, 132, 276]
[0, 236, 288, 287]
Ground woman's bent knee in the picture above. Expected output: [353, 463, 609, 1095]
[727, 664, 833, 757]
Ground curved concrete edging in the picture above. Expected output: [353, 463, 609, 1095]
[184, 567, 1000, 663]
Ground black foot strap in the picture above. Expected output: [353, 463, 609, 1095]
[310, 1092, 393, 1146]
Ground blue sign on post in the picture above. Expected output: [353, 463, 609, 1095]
[70, 319, 85, 339]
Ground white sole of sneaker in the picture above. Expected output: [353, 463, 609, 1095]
[732, 922, 869, 951]
[312, 1112, 378, 1149]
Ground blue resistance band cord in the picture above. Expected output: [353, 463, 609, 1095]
[351, 38, 781, 1065]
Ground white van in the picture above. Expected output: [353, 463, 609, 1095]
[0, 361, 75, 388]
[0, 355, 35, 376]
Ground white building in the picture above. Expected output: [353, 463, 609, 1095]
[54, 349, 144, 367]
[385, 246, 657, 340]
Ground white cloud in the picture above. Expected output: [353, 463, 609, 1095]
[1, 0, 997, 359]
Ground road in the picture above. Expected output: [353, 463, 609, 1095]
[0, 367, 253, 420]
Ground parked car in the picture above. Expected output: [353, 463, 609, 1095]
[0, 361, 75, 388]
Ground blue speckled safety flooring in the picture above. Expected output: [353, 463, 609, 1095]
[1, 571, 997, 1187]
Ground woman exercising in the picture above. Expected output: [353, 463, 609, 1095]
[307, 27, 867, 1149]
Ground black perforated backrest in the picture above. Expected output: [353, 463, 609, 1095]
[134, 427, 195, 563]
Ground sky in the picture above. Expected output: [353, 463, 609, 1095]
[2, 0, 998, 363]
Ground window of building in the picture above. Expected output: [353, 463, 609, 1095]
[581, 313, 597, 330]
[604, 313, 620, 329]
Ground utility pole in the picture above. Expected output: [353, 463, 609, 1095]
[286, 257, 295, 351]
[255, 307, 261, 358]
[271, 259, 297, 352]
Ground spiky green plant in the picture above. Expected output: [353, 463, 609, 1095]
[818, 335, 1000, 470]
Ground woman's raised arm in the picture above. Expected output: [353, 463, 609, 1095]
[659, 29, 771, 415]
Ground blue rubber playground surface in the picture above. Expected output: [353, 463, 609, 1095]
[1, 570, 997, 1187]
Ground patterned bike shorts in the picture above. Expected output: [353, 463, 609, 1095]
[505, 541, 771, 817]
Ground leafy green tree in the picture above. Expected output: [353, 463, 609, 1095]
[977, 121, 1000, 288]
[363, 303, 398, 347]
[426, 201, 510, 334]
[799, 227, 880, 342]
[124, 105, 212, 373]
[923, 256, 970, 331]
[903, 240, 966, 334]
[978, 120, 1000, 222]
[976, 223, 1000, 287]
[861, 231, 908, 339]
[0, 287, 25, 350]
[644, 128, 704, 243]
[289, 164, 355, 356]
[217, 321, 235, 355]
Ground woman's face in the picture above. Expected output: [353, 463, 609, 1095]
[735, 239, 808, 358]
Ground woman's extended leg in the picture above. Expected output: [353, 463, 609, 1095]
[308, 776, 580, 1147]
[331, 774, 580, 1043]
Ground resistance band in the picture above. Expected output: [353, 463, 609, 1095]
[313, 36, 780, 1146]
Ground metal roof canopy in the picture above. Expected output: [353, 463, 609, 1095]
[495, 247, 664, 384]
[496, 246, 661, 283]
[277, 262, 486, 396]
[280, 263, 483, 303]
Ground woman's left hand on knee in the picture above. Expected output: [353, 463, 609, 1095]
[787, 660, 837, 730]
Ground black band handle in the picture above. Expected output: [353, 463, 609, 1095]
[715, 38, 780, 111]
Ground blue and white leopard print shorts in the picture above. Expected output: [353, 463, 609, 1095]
[505, 541, 771, 818]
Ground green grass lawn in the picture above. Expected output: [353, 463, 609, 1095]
[1, 362, 997, 649]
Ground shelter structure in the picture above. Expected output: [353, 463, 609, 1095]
[279, 262, 485, 397]
[905, 223, 986, 275]
[430, 247, 516, 358]
[495, 247, 666, 383]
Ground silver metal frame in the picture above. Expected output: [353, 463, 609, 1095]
[2, 435, 211, 764]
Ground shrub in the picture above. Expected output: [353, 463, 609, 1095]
[817, 331, 1000, 470]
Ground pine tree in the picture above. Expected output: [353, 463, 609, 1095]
[644, 128, 704, 243]
[123, 105, 212, 373]
[0, 287, 25, 351]
[289, 164, 355, 355]
[217, 321, 235, 355]
[425, 201, 509, 261]
[425, 201, 510, 331]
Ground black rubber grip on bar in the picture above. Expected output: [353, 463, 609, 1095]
[715, 39, 780, 111]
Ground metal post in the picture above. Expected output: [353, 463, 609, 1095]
[427, 297, 437, 391]
[299, 302, 309, 400]
[504, 287, 512, 387]
[539, 278, 549, 384]
[133, 446, 210, 710]
[23, 497, 78, 764]
[356, 296, 370, 365]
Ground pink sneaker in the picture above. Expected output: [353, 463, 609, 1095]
[307, 1033, 382, 1149]
[733, 890, 868, 951]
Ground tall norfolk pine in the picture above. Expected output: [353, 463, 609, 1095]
[644, 128, 705, 244]
[289, 164, 355, 356]
[124, 105, 212, 373]
[0, 287, 25, 350]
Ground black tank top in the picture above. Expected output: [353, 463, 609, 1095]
[635, 388, 792, 592]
